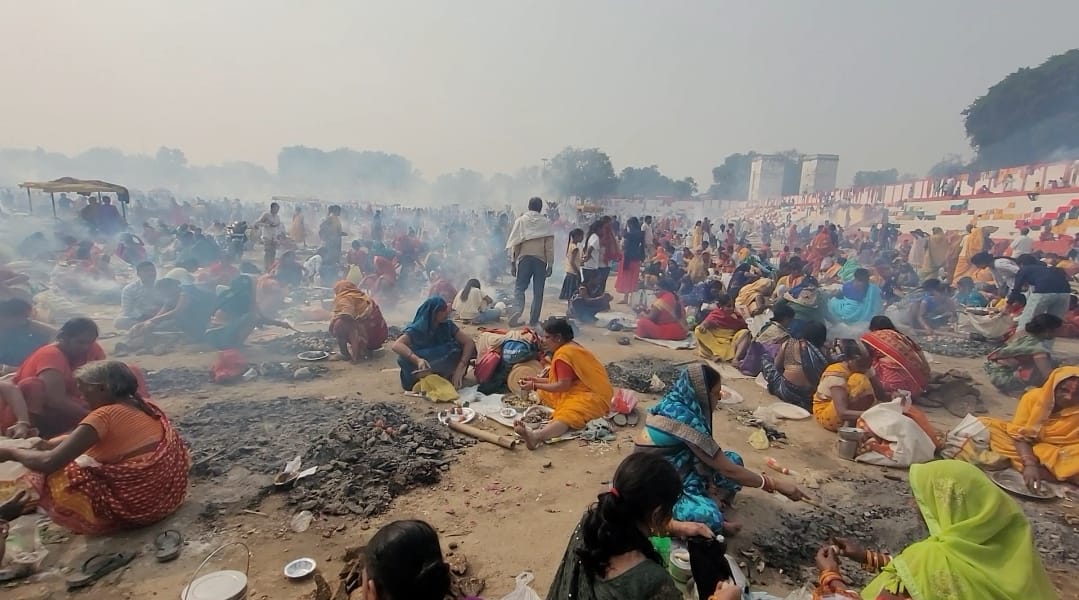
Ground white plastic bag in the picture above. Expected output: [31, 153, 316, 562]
[500, 571, 541, 600]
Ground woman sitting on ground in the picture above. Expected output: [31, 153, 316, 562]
[827, 268, 883, 325]
[330, 281, 389, 363]
[426, 270, 457, 304]
[910, 278, 955, 330]
[206, 275, 295, 350]
[0, 297, 57, 374]
[636, 364, 808, 536]
[774, 276, 827, 338]
[392, 297, 475, 391]
[360, 520, 453, 600]
[812, 461, 1054, 600]
[754, 303, 795, 357]
[953, 276, 988, 307]
[734, 269, 772, 319]
[635, 278, 688, 340]
[0, 361, 189, 535]
[569, 285, 612, 324]
[761, 321, 830, 411]
[547, 452, 741, 600]
[693, 292, 750, 362]
[514, 318, 613, 450]
[981, 365, 1079, 488]
[814, 340, 938, 442]
[861, 316, 933, 401]
[13, 318, 107, 437]
[984, 313, 1061, 393]
[452, 279, 502, 324]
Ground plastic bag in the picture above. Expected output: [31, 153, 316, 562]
[610, 388, 638, 415]
[413, 374, 460, 402]
[501, 340, 535, 365]
[499, 572, 541, 600]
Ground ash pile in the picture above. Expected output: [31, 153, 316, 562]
[259, 331, 339, 354]
[177, 397, 473, 518]
[605, 357, 684, 393]
[146, 367, 210, 393]
[910, 333, 998, 359]
[290, 401, 473, 516]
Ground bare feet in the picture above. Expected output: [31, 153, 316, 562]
[513, 420, 540, 450]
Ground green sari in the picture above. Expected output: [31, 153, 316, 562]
[861, 460, 1056, 600]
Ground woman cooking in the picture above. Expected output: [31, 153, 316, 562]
[861, 316, 933, 401]
[514, 318, 613, 450]
[760, 320, 830, 411]
[634, 278, 688, 340]
[693, 292, 750, 362]
[984, 313, 1061, 393]
[330, 281, 389, 363]
[811, 461, 1054, 599]
[391, 297, 475, 391]
[636, 364, 808, 536]
[981, 365, 1079, 488]
[0, 361, 189, 537]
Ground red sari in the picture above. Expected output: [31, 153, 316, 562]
[805, 231, 836, 273]
[635, 291, 688, 340]
[861, 329, 932, 398]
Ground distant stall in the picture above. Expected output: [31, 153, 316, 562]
[18, 177, 130, 219]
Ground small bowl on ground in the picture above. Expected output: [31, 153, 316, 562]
[499, 407, 517, 419]
[837, 427, 864, 442]
[297, 351, 330, 361]
[284, 557, 317, 580]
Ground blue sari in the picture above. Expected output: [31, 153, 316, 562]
[397, 296, 464, 389]
[827, 282, 882, 324]
[635, 365, 742, 534]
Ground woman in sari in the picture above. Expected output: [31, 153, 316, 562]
[289, 206, 307, 247]
[761, 321, 830, 411]
[952, 225, 997, 281]
[330, 281, 388, 363]
[615, 217, 645, 303]
[919, 226, 950, 279]
[725, 263, 752, 299]
[514, 318, 613, 450]
[206, 275, 295, 350]
[775, 276, 827, 338]
[635, 278, 687, 340]
[861, 316, 932, 400]
[981, 366, 1079, 488]
[0, 361, 189, 536]
[693, 292, 750, 362]
[426, 270, 457, 304]
[812, 460, 1055, 600]
[391, 297, 475, 391]
[547, 452, 732, 600]
[827, 268, 883, 325]
[734, 271, 772, 318]
[255, 250, 304, 314]
[984, 313, 1061, 393]
[635, 364, 808, 535]
[14, 318, 108, 437]
[804, 225, 836, 273]
[772, 257, 807, 300]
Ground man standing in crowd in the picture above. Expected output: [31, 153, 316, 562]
[505, 197, 554, 327]
[257, 201, 282, 271]
[1010, 227, 1034, 256]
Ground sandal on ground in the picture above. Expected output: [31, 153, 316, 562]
[154, 530, 183, 562]
[66, 552, 137, 590]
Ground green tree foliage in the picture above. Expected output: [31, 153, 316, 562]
[708, 152, 758, 199]
[616, 165, 697, 198]
[853, 169, 899, 187]
[544, 147, 617, 200]
[962, 49, 1079, 169]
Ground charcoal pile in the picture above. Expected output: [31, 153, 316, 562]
[259, 331, 338, 354]
[176, 398, 472, 517]
[254, 361, 329, 381]
[146, 367, 209, 393]
[911, 333, 998, 359]
[291, 401, 473, 516]
[605, 357, 683, 393]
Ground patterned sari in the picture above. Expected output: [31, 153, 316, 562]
[28, 402, 190, 535]
[635, 291, 688, 340]
[861, 329, 932, 398]
[329, 281, 389, 352]
[635, 365, 742, 534]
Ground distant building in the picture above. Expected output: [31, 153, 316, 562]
[799, 154, 840, 194]
[748, 155, 786, 204]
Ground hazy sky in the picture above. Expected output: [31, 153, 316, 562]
[4, 1, 1078, 186]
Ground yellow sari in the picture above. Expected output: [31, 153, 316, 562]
[735, 277, 771, 313]
[538, 343, 614, 429]
[812, 363, 874, 432]
[981, 366, 1079, 481]
[951, 227, 985, 280]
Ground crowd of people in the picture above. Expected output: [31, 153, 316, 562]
[0, 192, 1075, 599]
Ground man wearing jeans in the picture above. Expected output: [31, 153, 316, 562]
[505, 197, 554, 327]
[1012, 255, 1071, 332]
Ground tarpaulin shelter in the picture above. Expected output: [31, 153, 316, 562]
[18, 177, 130, 219]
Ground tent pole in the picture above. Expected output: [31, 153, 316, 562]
[26, 188, 32, 214]
[50, 192, 57, 219]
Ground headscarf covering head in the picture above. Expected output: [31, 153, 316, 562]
[861, 460, 1055, 599]
[405, 296, 451, 341]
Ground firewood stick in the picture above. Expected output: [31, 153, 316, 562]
[448, 420, 519, 449]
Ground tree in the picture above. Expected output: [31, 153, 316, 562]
[962, 49, 1079, 169]
[853, 169, 899, 187]
[927, 154, 969, 179]
[544, 147, 617, 201]
[672, 176, 697, 197]
[708, 152, 758, 199]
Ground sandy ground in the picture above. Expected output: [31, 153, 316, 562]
[4, 284, 1079, 600]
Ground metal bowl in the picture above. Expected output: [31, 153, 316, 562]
[283, 557, 317, 580]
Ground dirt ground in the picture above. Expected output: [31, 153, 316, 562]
[5, 287, 1079, 600]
